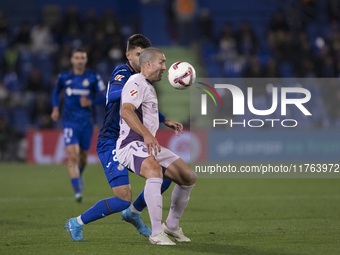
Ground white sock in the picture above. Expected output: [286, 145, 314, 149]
[77, 215, 85, 226]
[166, 184, 195, 230]
[129, 204, 141, 214]
[144, 178, 163, 237]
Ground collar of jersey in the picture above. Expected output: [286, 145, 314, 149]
[145, 78, 154, 86]
[126, 62, 137, 74]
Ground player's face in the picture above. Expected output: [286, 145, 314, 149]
[150, 53, 166, 82]
[71, 52, 87, 70]
[126, 47, 144, 73]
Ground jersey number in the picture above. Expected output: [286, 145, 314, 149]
[112, 149, 118, 161]
[63, 128, 73, 139]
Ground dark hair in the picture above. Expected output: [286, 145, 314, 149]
[71, 48, 87, 57]
[126, 34, 151, 51]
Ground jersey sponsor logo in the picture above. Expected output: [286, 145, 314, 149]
[65, 87, 90, 96]
[114, 75, 125, 81]
[129, 89, 138, 97]
[65, 80, 72, 85]
[82, 79, 90, 87]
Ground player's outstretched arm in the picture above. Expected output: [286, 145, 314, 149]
[162, 118, 183, 137]
[121, 103, 161, 156]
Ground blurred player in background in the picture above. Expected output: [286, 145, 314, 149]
[51, 48, 106, 202]
[117, 47, 196, 245]
[65, 34, 182, 241]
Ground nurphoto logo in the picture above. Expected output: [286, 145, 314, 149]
[198, 83, 312, 128]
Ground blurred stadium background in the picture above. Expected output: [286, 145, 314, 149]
[0, 0, 340, 162]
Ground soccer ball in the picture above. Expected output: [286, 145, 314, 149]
[168, 62, 196, 90]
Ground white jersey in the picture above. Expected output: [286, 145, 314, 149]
[117, 73, 159, 150]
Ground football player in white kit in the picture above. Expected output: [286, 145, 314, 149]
[116, 47, 196, 245]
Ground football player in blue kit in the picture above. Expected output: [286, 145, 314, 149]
[65, 34, 182, 240]
[51, 48, 106, 202]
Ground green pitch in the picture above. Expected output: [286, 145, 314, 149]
[0, 164, 340, 255]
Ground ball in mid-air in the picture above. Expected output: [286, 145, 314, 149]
[168, 61, 196, 90]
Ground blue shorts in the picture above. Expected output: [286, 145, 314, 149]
[63, 122, 93, 151]
[97, 140, 130, 188]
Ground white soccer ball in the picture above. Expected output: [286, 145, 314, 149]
[168, 61, 196, 90]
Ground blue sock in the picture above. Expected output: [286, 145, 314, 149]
[78, 166, 84, 176]
[71, 178, 81, 194]
[161, 179, 172, 193]
[81, 197, 130, 224]
[133, 179, 172, 212]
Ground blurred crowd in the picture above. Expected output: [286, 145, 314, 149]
[197, 0, 340, 129]
[0, 4, 129, 160]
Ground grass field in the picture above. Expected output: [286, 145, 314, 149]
[1, 163, 340, 255]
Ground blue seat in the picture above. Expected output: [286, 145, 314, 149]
[12, 108, 30, 134]
[279, 62, 294, 78]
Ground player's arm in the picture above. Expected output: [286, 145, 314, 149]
[120, 103, 161, 156]
[106, 70, 129, 103]
[162, 118, 184, 136]
[51, 75, 63, 121]
[107, 84, 123, 103]
[158, 111, 183, 136]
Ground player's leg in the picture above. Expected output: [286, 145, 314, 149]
[63, 124, 84, 201]
[116, 141, 175, 245]
[78, 148, 88, 191]
[127, 179, 172, 213]
[139, 156, 165, 236]
[162, 157, 196, 242]
[65, 176, 132, 241]
[122, 178, 172, 234]
[65, 144, 82, 201]
[77, 125, 93, 191]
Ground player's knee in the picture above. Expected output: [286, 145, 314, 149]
[147, 168, 163, 179]
[68, 153, 79, 163]
[184, 170, 197, 186]
[141, 158, 163, 179]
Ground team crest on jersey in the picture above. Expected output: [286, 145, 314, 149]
[82, 79, 90, 87]
[130, 89, 138, 97]
[117, 164, 124, 171]
[115, 75, 125, 81]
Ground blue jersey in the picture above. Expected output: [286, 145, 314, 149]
[98, 62, 166, 143]
[52, 69, 106, 127]
[98, 62, 136, 142]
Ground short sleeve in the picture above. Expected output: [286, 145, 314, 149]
[121, 78, 145, 109]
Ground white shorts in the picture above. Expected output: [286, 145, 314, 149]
[116, 140, 180, 175]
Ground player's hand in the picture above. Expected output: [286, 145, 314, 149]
[143, 133, 161, 156]
[51, 107, 59, 121]
[80, 96, 92, 107]
[163, 118, 183, 137]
